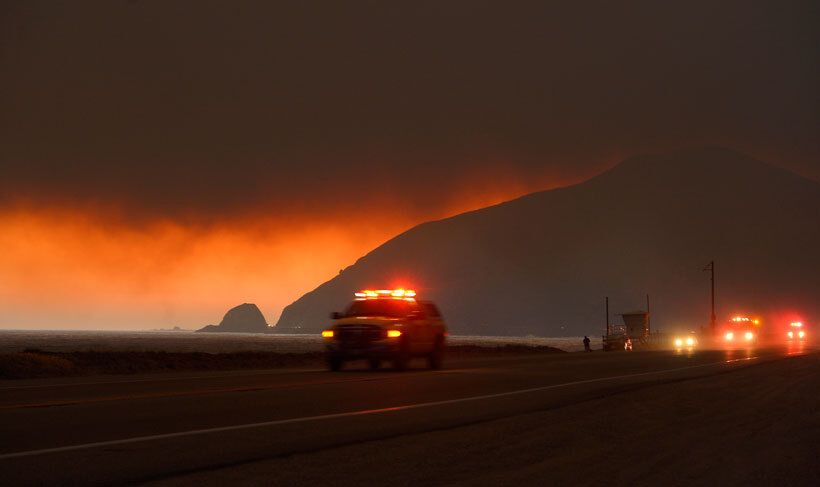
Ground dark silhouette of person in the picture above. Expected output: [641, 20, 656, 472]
[583, 335, 591, 352]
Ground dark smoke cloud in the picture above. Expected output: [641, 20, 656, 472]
[1, 0, 817, 219]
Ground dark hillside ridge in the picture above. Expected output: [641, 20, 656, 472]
[274, 148, 820, 336]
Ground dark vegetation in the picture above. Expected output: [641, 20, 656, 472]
[0, 345, 564, 379]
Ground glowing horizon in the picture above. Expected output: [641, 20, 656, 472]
[0, 172, 581, 330]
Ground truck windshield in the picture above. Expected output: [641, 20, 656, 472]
[344, 299, 415, 318]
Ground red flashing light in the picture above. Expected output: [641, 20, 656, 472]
[355, 289, 416, 299]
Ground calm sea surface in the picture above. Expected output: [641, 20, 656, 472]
[0, 330, 590, 353]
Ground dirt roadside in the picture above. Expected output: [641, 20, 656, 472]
[0, 345, 564, 379]
[152, 352, 820, 487]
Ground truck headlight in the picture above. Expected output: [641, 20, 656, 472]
[674, 338, 683, 347]
[744, 331, 754, 341]
[686, 337, 695, 346]
[725, 332, 734, 341]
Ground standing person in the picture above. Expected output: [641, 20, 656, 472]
[583, 335, 591, 352]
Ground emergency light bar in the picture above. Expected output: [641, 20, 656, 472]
[731, 316, 760, 325]
[354, 289, 417, 299]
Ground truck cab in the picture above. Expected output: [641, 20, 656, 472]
[787, 321, 807, 341]
[322, 289, 447, 371]
[721, 315, 761, 345]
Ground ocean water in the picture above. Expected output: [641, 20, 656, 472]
[0, 330, 592, 353]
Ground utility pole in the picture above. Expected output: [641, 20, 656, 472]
[646, 294, 651, 335]
[605, 296, 610, 336]
[704, 261, 716, 334]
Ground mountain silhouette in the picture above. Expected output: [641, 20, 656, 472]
[274, 148, 820, 336]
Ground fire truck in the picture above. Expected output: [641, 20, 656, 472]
[720, 315, 762, 344]
[787, 321, 807, 341]
[322, 289, 448, 371]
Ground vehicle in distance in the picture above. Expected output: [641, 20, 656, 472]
[322, 289, 447, 371]
[673, 332, 698, 350]
[787, 321, 807, 341]
[721, 315, 761, 344]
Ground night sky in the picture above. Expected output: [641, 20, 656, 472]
[1, 1, 817, 328]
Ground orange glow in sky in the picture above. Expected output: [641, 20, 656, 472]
[0, 171, 587, 330]
[0, 208, 415, 329]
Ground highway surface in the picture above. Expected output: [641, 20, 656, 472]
[1, 344, 817, 485]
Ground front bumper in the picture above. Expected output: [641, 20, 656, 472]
[326, 339, 401, 360]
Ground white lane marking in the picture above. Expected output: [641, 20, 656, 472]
[0, 355, 768, 460]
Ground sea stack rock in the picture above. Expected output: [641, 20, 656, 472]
[197, 303, 268, 333]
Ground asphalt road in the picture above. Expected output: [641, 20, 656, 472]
[0, 343, 816, 485]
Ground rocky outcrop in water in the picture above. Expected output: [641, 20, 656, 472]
[197, 303, 269, 333]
